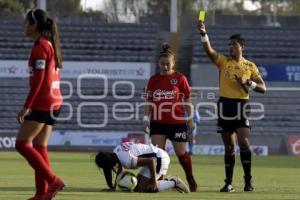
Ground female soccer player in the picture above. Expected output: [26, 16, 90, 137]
[197, 21, 266, 192]
[15, 9, 64, 200]
[95, 142, 189, 193]
[143, 43, 198, 192]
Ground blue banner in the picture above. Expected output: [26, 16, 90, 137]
[258, 65, 300, 82]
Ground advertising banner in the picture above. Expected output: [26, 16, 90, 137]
[49, 131, 128, 147]
[165, 143, 268, 156]
[258, 65, 300, 82]
[0, 131, 146, 151]
[0, 60, 151, 80]
[0, 132, 17, 150]
[287, 135, 300, 155]
[192, 145, 268, 156]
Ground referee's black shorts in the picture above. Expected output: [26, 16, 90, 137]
[217, 97, 251, 133]
[24, 109, 61, 125]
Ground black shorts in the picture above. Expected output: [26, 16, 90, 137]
[24, 109, 61, 125]
[217, 97, 251, 133]
[150, 121, 188, 142]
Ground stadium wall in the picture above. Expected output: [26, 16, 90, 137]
[191, 63, 219, 87]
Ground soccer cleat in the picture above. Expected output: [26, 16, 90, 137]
[169, 176, 190, 193]
[27, 194, 45, 200]
[244, 177, 254, 192]
[44, 177, 65, 200]
[187, 176, 197, 192]
[220, 180, 235, 192]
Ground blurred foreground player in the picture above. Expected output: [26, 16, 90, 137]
[15, 9, 64, 200]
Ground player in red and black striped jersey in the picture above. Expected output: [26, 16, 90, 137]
[15, 9, 64, 200]
[144, 43, 198, 192]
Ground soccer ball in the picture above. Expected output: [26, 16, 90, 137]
[116, 171, 138, 191]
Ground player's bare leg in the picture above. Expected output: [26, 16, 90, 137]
[151, 134, 167, 150]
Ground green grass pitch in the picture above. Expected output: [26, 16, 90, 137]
[1, 152, 300, 200]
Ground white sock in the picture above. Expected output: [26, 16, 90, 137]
[157, 180, 175, 192]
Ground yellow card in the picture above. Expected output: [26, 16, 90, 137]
[198, 10, 206, 21]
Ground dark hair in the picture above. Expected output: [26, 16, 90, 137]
[229, 34, 245, 47]
[95, 152, 119, 189]
[26, 9, 62, 69]
[158, 42, 175, 59]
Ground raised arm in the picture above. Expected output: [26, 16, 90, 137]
[197, 21, 219, 67]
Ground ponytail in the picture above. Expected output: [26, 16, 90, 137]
[46, 18, 62, 69]
[26, 9, 62, 69]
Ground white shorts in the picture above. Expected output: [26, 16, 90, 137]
[138, 149, 170, 180]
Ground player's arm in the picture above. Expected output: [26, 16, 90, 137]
[24, 45, 48, 110]
[24, 69, 46, 109]
[144, 103, 152, 121]
[235, 74, 266, 94]
[18, 69, 45, 123]
[115, 161, 125, 175]
[249, 75, 266, 93]
[143, 84, 153, 134]
[181, 76, 195, 131]
[197, 21, 219, 67]
[143, 101, 152, 134]
[136, 157, 158, 192]
[18, 51, 46, 123]
[183, 98, 195, 131]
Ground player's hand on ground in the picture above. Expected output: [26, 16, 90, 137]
[197, 20, 206, 34]
[17, 107, 30, 124]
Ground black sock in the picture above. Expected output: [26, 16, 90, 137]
[224, 155, 235, 184]
[240, 150, 252, 179]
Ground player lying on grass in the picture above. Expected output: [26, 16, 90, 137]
[95, 142, 190, 193]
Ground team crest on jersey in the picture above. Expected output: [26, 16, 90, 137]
[170, 79, 178, 85]
[224, 71, 230, 79]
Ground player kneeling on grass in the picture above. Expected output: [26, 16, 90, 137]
[95, 142, 190, 193]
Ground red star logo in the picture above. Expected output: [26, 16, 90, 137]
[136, 68, 145, 76]
[8, 65, 17, 74]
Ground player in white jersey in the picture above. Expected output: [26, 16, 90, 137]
[95, 142, 190, 193]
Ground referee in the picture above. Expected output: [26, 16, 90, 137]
[197, 21, 266, 192]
